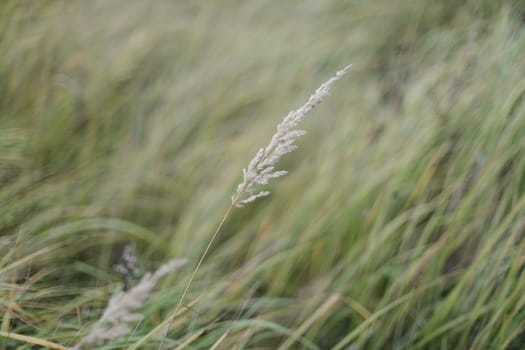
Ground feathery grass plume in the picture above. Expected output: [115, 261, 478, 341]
[159, 65, 352, 347]
[73, 258, 187, 350]
[232, 64, 352, 207]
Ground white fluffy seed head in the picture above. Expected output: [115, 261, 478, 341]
[232, 64, 351, 207]
[73, 258, 187, 349]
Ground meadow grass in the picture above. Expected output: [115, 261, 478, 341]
[1, 0, 525, 349]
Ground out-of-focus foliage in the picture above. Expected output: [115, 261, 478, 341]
[1, 0, 525, 348]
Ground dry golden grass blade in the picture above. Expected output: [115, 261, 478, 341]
[209, 330, 230, 350]
[278, 294, 342, 350]
[0, 331, 69, 350]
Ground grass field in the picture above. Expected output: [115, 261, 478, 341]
[2, 1, 525, 349]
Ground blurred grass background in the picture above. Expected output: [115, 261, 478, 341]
[2, 0, 525, 349]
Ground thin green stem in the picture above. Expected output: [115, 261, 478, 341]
[158, 201, 236, 347]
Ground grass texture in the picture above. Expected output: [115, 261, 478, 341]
[2, 0, 525, 349]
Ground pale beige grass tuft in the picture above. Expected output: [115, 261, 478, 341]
[73, 258, 187, 349]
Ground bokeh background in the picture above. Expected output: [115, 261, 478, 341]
[2, 1, 525, 349]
